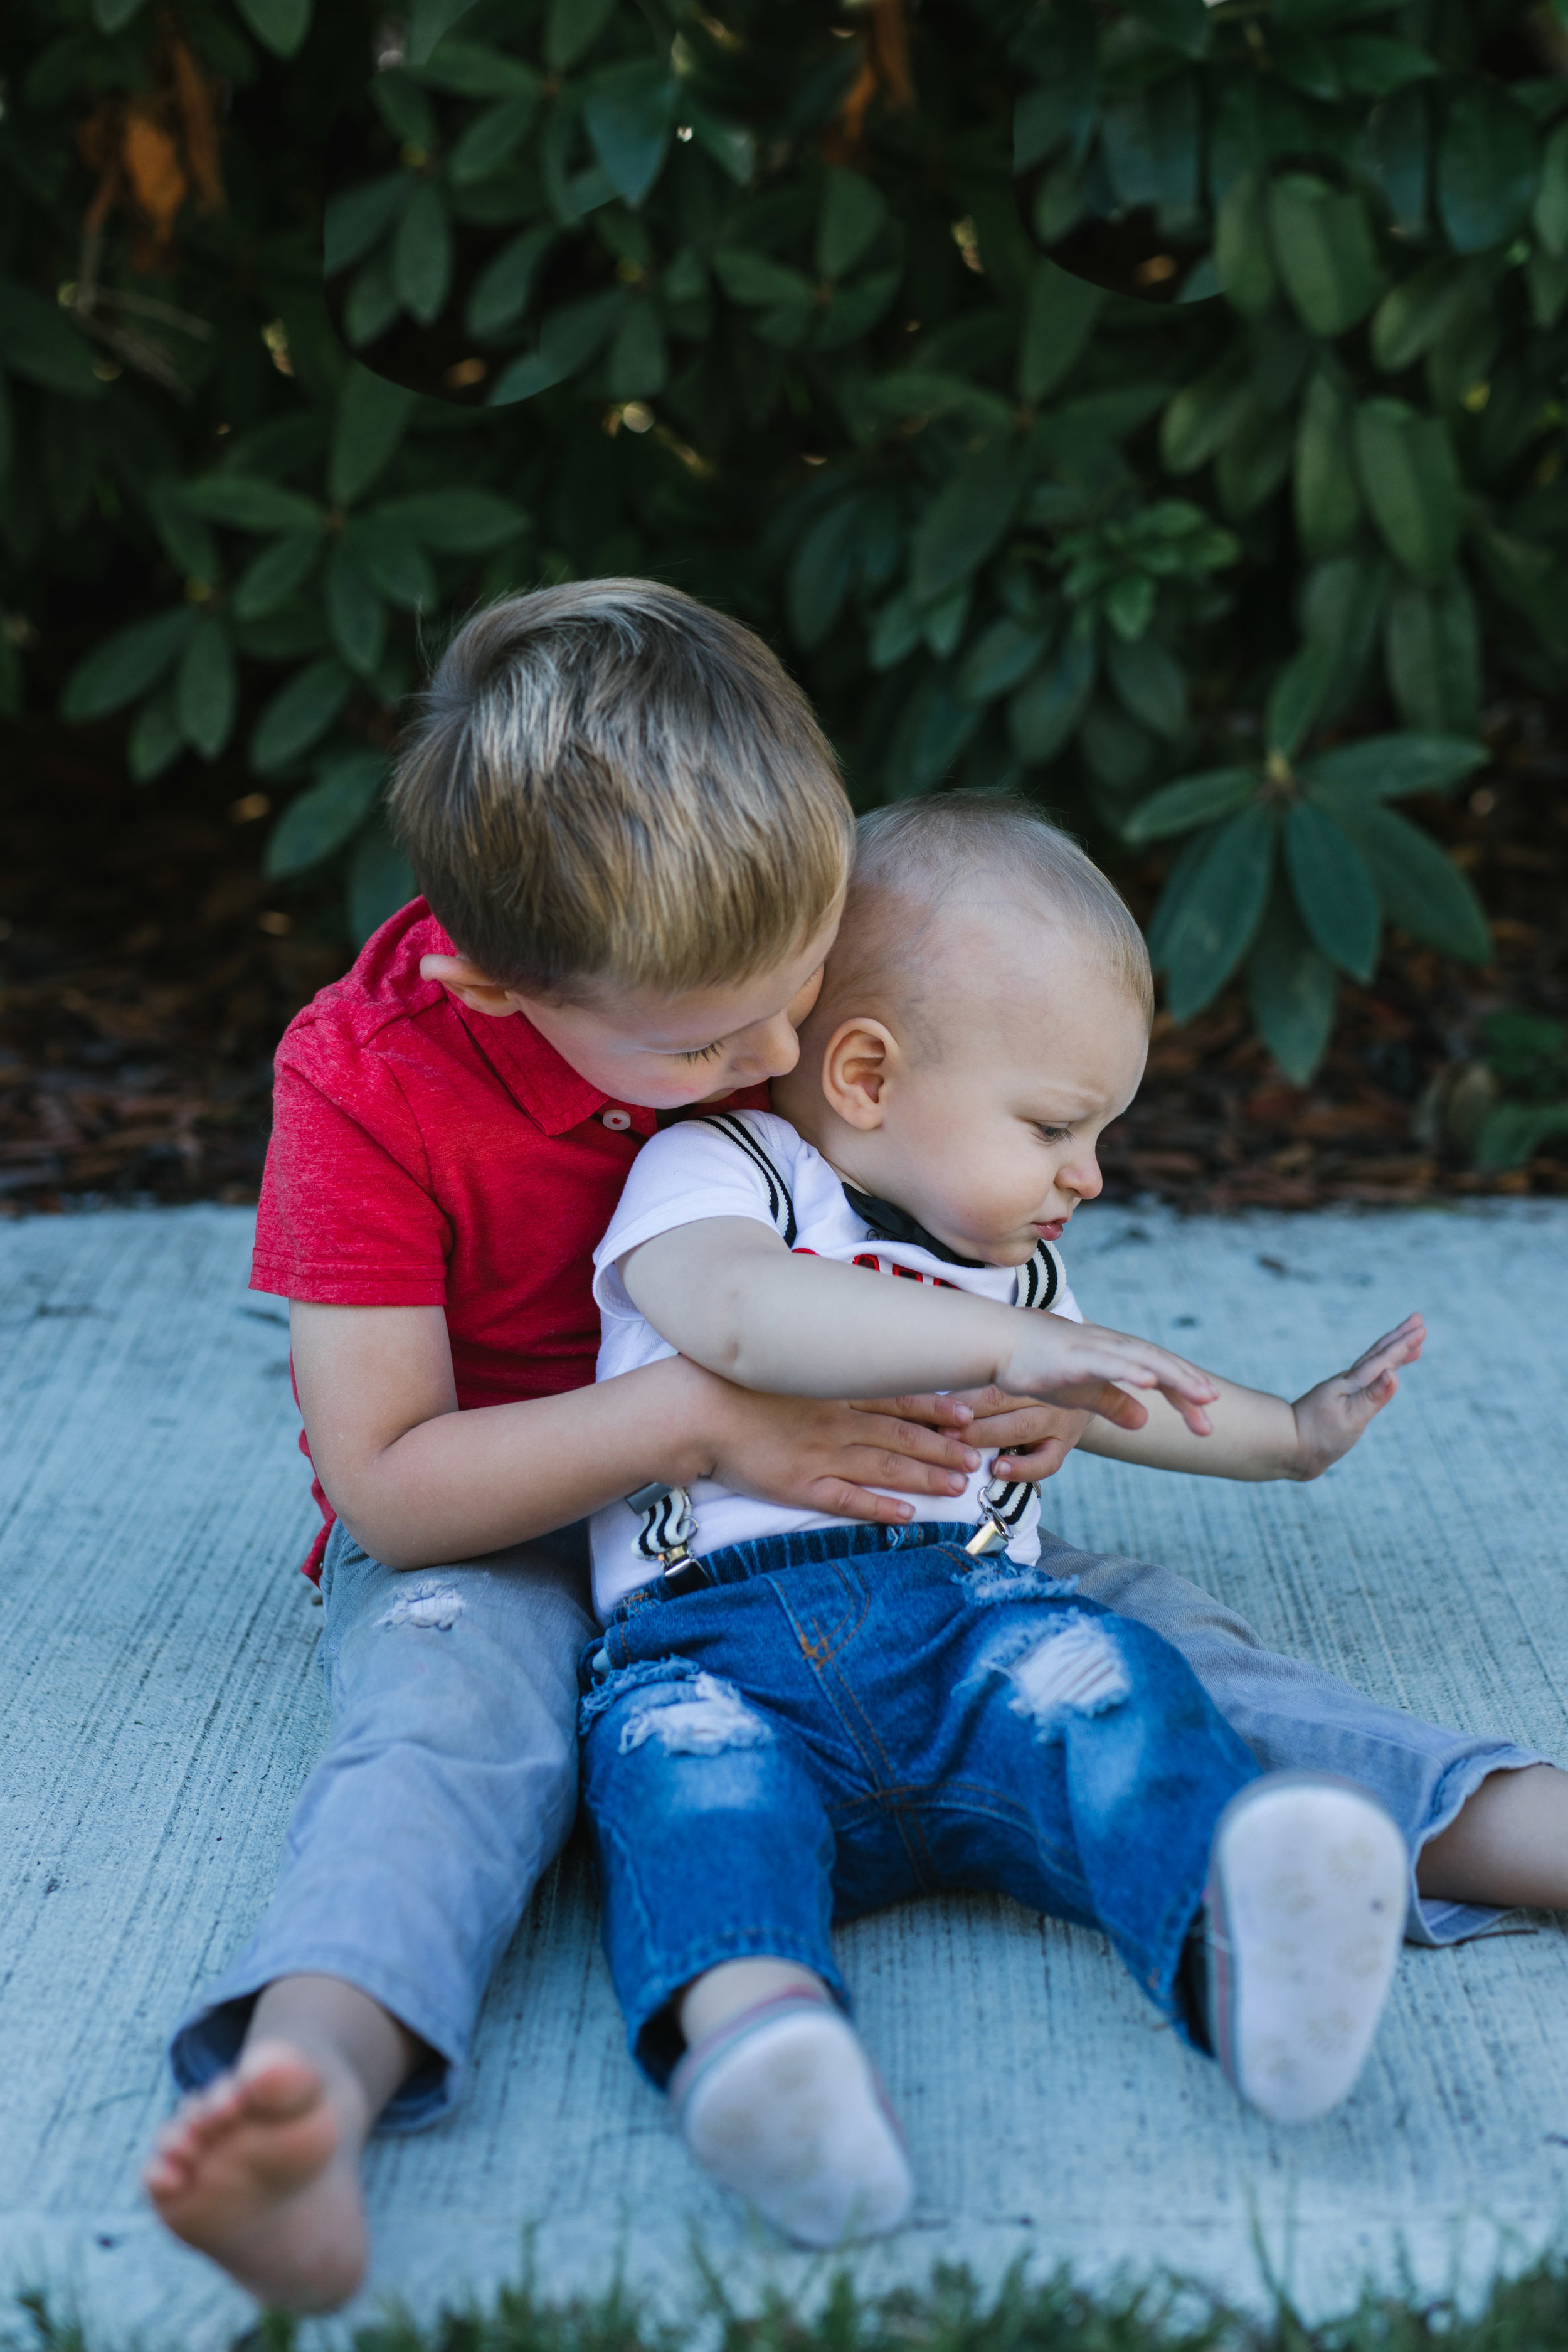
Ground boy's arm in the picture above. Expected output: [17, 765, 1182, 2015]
[1076, 1313, 1424, 1481]
[617, 1218, 1219, 1431]
[289, 1300, 984, 1571]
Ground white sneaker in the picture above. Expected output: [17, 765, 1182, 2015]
[1205, 1771, 1406, 2126]
[670, 1989, 914, 2247]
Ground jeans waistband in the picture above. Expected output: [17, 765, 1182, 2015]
[613, 1517, 976, 1623]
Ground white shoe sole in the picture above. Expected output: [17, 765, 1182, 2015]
[1207, 1772, 1406, 2127]
[676, 2003, 914, 2247]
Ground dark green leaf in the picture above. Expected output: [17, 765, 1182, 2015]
[1127, 0, 1211, 61]
[1534, 120, 1568, 257]
[545, 0, 614, 72]
[899, 677, 985, 794]
[349, 818, 418, 945]
[1353, 398, 1463, 580]
[1293, 370, 1362, 559]
[1266, 640, 1337, 758]
[1527, 246, 1568, 329]
[233, 0, 310, 60]
[267, 750, 387, 877]
[1159, 349, 1251, 474]
[1009, 633, 1097, 766]
[869, 593, 922, 672]
[788, 499, 864, 649]
[1284, 798, 1380, 979]
[1248, 881, 1337, 1085]
[1330, 801, 1491, 960]
[1370, 258, 1468, 373]
[1019, 261, 1104, 403]
[325, 543, 386, 676]
[407, 0, 481, 68]
[1358, 85, 1430, 237]
[147, 477, 220, 588]
[93, 0, 149, 27]
[1162, 802, 1278, 1021]
[958, 618, 1050, 704]
[1384, 575, 1480, 736]
[330, 364, 418, 508]
[922, 584, 970, 659]
[233, 534, 322, 622]
[371, 490, 527, 551]
[1145, 824, 1210, 971]
[341, 516, 437, 610]
[1081, 703, 1155, 795]
[1214, 170, 1277, 320]
[1476, 1102, 1568, 1171]
[467, 227, 556, 339]
[1123, 767, 1256, 845]
[393, 184, 453, 326]
[488, 290, 628, 402]
[815, 267, 902, 351]
[711, 250, 818, 310]
[324, 177, 409, 277]
[371, 69, 438, 151]
[1301, 733, 1488, 800]
[1106, 633, 1187, 739]
[1470, 524, 1567, 652]
[174, 617, 237, 761]
[585, 62, 677, 209]
[0, 277, 101, 400]
[1103, 573, 1157, 641]
[1273, 28, 1340, 101]
[682, 102, 756, 188]
[1217, 403, 1294, 521]
[607, 300, 668, 401]
[1268, 176, 1384, 337]
[450, 95, 541, 187]
[61, 608, 196, 722]
[127, 689, 184, 784]
[817, 169, 887, 280]
[910, 439, 1028, 609]
[1334, 35, 1435, 98]
[251, 659, 356, 774]
[183, 475, 327, 536]
[1438, 86, 1540, 255]
[344, 257, 401, 349]
[415, 42, 540, 99]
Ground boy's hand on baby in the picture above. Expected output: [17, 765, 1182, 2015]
[1288, 1311, 1425, 1480]
[707, 1385, 982, 1527]
[856, 1389, 1091, 1483]
[1000, 1319, 1220, 1436]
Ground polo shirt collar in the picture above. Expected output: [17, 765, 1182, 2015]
[464, 1000, 618, 1135]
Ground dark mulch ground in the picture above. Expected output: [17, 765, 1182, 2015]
[2, 699, 1565, 1217]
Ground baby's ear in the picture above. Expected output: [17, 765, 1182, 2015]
[418, 952, 521, 1016]
[820, 1017, 897, 1128]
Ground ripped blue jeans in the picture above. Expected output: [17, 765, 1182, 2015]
[578, 1520, 1260, 2085]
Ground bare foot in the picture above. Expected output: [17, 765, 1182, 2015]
[142, 2040, 368, 2311]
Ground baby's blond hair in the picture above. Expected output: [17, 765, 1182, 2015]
[391, 580, 853, 1000]
[817, 792, 1154, 1047]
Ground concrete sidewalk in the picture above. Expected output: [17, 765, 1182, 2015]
[2, 1200, 1566, 2345]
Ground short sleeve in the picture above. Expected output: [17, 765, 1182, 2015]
[250, 1054, 453, 1305]
[592, 1113, 797, 1319]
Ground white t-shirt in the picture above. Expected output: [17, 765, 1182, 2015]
[589, 1111, 1083, 1622]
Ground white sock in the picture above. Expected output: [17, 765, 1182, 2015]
[670, 1990, 914, 2247]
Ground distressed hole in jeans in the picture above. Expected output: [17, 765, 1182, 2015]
[377, 1582, 464, 1632]
[617, 1671, 771, 1759]
[1006, 1618, 1130, 1730]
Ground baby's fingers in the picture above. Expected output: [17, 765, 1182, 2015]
[1348, 1312, 1425, 1382]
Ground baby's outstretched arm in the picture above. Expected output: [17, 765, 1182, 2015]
[1077, 1312, 1425, 1481]
[618, 1216, 1219, 1434]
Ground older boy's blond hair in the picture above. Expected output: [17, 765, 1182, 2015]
[818, 792, 1155, 1046]
[390, 580, 853, 1000]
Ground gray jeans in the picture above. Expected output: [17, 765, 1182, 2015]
[168, 1517, 1540, 2131]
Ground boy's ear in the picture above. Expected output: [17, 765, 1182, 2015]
[419, 952, 522, 1017]
[820, 1017, 899, 1130]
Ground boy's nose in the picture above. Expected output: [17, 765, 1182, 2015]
[1064, 1154, 1103, 1204]
[734, 1012, 801, 1081]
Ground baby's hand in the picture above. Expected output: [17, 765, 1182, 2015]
[1001, 1318, 1219, 1436]
[1290, 1311, 1425, 1479]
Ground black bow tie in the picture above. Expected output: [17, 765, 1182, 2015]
[841, 1184, 986, 1269]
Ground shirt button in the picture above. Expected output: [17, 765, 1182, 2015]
[601, 1108, 632, 1131]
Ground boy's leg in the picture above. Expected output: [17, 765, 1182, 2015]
[151, 1519, 593, 2306]
[579, 1653, 912, 2246]
[1045, 1532, 1544, 1941]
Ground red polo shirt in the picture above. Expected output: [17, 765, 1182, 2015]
[252, 897, 763, 1576]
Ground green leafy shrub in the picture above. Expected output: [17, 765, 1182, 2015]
[3, 0, 1565, 1076]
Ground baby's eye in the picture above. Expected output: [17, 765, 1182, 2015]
[1034, 1123, 1072, 1144]
[677, 1041, 726, 1064]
